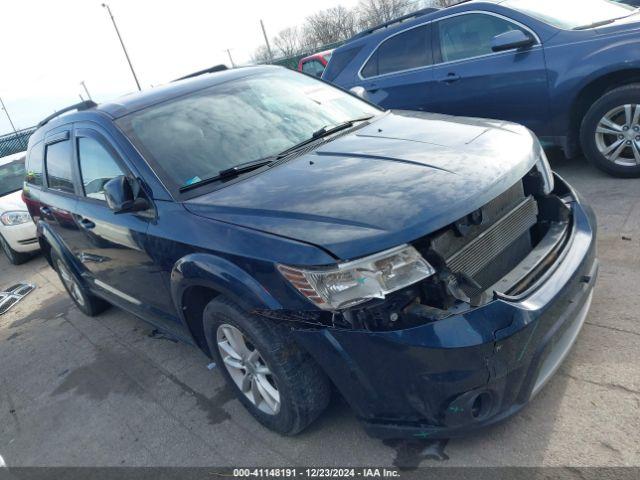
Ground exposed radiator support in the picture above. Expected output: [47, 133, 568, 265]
[445, 196, 539, 279]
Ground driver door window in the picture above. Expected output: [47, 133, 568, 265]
[77, 136, 125, 201]
[437, 13, 526, 63]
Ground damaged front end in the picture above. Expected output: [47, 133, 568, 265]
[254, 167, 598, 439]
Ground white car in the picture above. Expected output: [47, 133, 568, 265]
[0, 152, 39, 264]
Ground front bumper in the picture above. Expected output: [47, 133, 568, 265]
[293, 196, 597, 439]
[1, 221, 39, 253]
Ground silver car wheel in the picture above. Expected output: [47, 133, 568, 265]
[216, 323, 281, 415]
[56, 260, 86, 307]
[595, 104, 640, 167]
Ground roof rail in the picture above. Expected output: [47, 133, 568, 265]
[173, 64, 229, 82]
[350, 7, 440, 40]
[37, 100, 97, 128]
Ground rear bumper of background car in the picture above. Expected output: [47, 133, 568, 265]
[1, 221, 40, 253]
[293, 197, 597, 439]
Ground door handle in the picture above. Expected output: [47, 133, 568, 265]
[440, 73, 461, 84]
[366, 83, 379, 94]
[79, 218, 96, 230]
[40, 206, 52, 218]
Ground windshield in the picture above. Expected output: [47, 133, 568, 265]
[0, 159, 26, 197]
[118, 69, 380, 193]
[504, 0, 636, 29]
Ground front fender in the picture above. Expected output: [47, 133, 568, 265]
[171, 253, 282, 313]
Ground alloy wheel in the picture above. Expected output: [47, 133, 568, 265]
[595, 104, 640, 167]
[216, 323, 281, 415]
[56, 260, 86, 307]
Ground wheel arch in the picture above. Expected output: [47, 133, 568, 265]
[171, 253, 283, 356]
[38, 222, 82, 276]
[569, 69, 640, 154]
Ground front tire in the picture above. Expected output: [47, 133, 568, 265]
[51, 250, 109, 317]
[0, 234, 32, 265]
[203, 296, 331, 435]
[581, 84, 640, 178]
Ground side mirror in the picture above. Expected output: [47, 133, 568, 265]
[491, 30, 535, 52]
[104, 176, 149, 214]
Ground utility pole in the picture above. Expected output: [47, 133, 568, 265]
[225, 49, 236, 68]
[260, 19, 274, 61]
[0, 96, 26, 148]
[102, 3, 142, 91]
[80, 81, 92, 100]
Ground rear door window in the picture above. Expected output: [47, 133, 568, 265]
[45, 138, 75, 194]
[26, 142, 44, 186]
[361, 25, 432, 78]
[77, 136, 125, 201]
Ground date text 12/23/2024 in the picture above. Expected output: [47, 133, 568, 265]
[233, 468, 401, 478]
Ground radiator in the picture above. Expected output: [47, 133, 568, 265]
[445, 196, 539, 280]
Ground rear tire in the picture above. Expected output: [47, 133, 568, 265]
[0, 234, 32, 265]
[51, 250, 109, 317]
[203, 296, 331, 435]
[580, 84, 640, 178]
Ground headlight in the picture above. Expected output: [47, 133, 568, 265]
[535, 143, 554, 195]
[0, 211, 31, 226]
[278, 245, 435, 310]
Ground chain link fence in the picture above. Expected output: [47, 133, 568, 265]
[0, 127, 35, 158]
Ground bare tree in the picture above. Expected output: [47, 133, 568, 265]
[356, 0, 412, 30]
[250, 0, 467, 65]
[274, 27, 303, 58]
[433, 0, 464, 6]
[251, 45, 272, 64]
[302, 6, 358, 49]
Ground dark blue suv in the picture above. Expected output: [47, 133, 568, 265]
[23, 66, 597, 439]
[325, 0, 640, 178]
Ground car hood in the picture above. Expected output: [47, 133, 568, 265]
[185, 111, 539, 261]
[0, 190, 28, 213]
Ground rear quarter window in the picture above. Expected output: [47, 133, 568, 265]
[322, 45, 363, 82]
[26, 142, 44, 186]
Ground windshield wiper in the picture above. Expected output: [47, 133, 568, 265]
[573, 19, 616, 30]
[573, 12, 638, 30]
[179, 158, 273, 192]
[312, 121, 355, 139]
[275, 116, 375, 160]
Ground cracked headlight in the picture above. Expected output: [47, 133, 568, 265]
[535, 143, 554, 195]
[278, 245, 435, 311]
[1, 211, 31, 226]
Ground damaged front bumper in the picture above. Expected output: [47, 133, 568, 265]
[289, 196, 598, 439]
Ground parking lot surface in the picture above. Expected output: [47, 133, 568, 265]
[0, 155, 638, 469]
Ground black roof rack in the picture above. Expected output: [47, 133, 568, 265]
[173, 64, 229, 82]
[350, 7, 440, 40]
[37, 100, 97, 128]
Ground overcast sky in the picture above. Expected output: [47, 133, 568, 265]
[0, 0, 361, 135]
